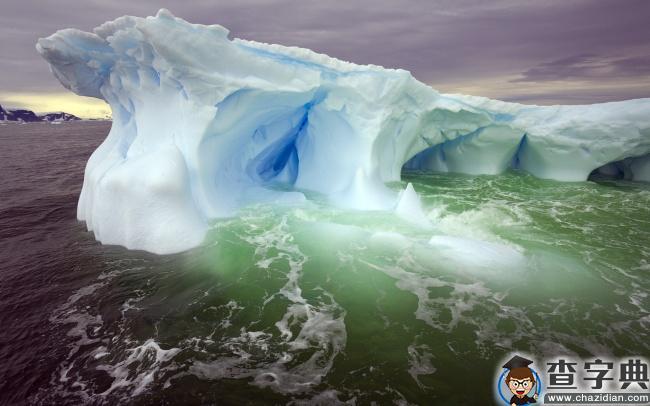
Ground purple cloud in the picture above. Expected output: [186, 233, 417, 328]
[513, 54, 650, 82]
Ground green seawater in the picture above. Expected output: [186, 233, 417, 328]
[42, 170, 650, 404]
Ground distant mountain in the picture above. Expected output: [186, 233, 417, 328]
[4, 108, 41, 122]
[40, 112, 82, 122]
[0, 104, 10, 121]
[0, 104, 81, 122]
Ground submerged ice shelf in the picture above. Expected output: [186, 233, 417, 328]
[37, 9, 650, 253]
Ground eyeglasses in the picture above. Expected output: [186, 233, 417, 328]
[508, 379, 533, 389]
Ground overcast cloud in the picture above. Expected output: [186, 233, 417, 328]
[1, 0, 649, 107]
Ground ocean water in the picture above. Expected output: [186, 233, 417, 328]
[0, 121, 648, 405]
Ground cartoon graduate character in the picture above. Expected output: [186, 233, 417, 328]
[503, 355, 538, 405]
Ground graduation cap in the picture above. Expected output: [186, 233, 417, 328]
[503, 355, 533, 370]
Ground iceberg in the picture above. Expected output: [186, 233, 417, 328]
[36, 10, 650, 253]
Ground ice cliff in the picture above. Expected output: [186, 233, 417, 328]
[37, 10, 650, 253]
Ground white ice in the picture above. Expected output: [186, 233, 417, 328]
[36, 9, 650, 253]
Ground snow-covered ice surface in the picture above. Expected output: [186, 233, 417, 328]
[37, 9, 650, 253]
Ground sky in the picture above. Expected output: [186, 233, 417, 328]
[1, 0, 649, 118]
